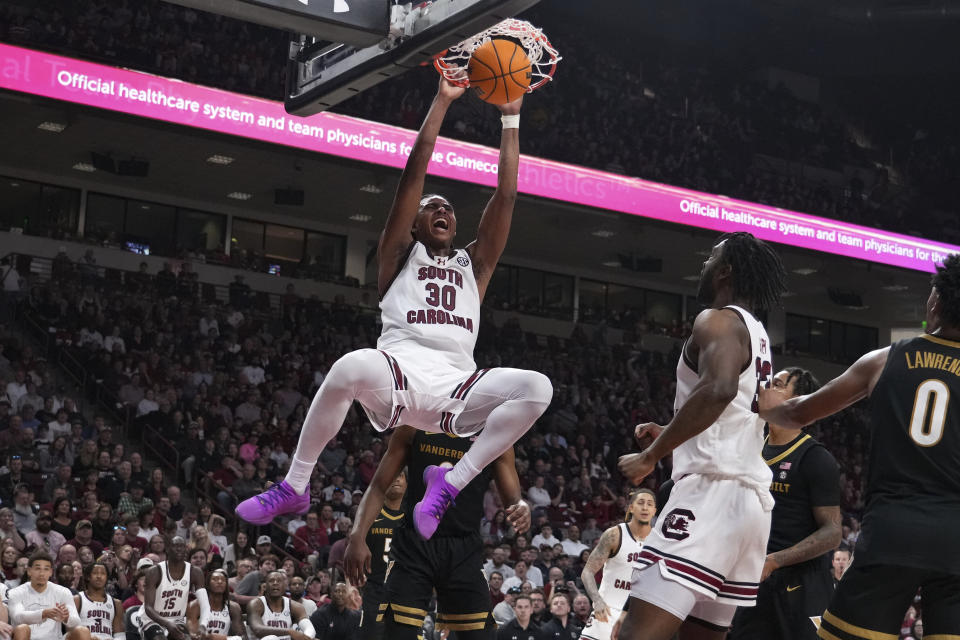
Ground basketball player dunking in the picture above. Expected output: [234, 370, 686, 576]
[247, 571, 315, 640]
[237, 78, 553, 540]
[617, 232, 787, 639]
[75, 563, 124, 640]
[187, 570, 244, 640]
[579, 489, 656, 640]
[758, 254, 960, 639]
[141, 537, 205, 640]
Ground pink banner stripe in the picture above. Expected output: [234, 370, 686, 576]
[1, 43, 957, 273]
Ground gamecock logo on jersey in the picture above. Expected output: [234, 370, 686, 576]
[457, 255, 469, 267]
[661, 508, 696, 541]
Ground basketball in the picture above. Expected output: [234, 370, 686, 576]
[467, 38, 532, 105]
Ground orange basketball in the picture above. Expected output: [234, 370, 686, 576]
[467, 39, 531, 105]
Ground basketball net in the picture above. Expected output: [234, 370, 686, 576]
[433, 18, 561, 91]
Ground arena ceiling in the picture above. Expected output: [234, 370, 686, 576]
[0, 90, 933, 331]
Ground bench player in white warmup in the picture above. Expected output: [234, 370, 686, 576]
[187, 570, 244, 640]
[237, 78, 553, 539]
[579, 489, 656, 640]
[246, 571, 315, 640]
[75, 563, 124, 640]
[141, 537, 204, 640]
[618, 232, 787, 639]
[9, 551, 91, 640]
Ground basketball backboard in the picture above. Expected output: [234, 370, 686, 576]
[284, 0, 541, 116]
[163, 0, 390, 47]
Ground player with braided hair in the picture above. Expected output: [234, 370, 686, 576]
[618, 232, 787, 639]
[757, 252, 960, 640]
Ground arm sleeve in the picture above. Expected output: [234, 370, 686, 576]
[63, 588, 82, 629]
[8, 589, 43, 625]
[802, 446, 842, 507]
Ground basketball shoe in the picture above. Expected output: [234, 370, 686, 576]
[413, 465, 460, 539]
[235, 481, 310, 525]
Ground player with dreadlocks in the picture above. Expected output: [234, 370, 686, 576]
[756, 253, 960, 640]
[617, 231, 787, 639]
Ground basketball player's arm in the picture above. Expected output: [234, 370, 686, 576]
[61, 589, 82, 629]
[759, 347, 890, 429]
[227, 602, 244, 639]
[378, 78, 465, 298]
[186, 601, 204, 639]
[144, 566, 185, 640]
[245, 598, 273, 639]
[619, 309, 748, 482]
[764, 505, 842, 580]
[344, 426, 415, 586]
[580, 526, 621, 622]
[0, 599, 11, 637]
[467, 96, 522, 301]
[113, 599, 126, 636]
[287, 601, 315, 640]
[492, 448, 531, 534]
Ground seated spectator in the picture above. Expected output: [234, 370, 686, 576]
[484, 545, 515, 580]
[0, 507, 25, 552]
[26, 510, 66, 557]
[66, 520, 104, 557]
[559, 525, 589, 558]
[531, 525, 560, 550]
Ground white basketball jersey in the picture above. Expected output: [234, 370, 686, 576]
[79, 592, 116, 640]
[259, 596, 291, 639]
[153, 561, 190, 625]
[672, 306, 773, 492]
[196, 589, 231, 636]
[598, 523, 646, 610]
[378, 242, 480, 374]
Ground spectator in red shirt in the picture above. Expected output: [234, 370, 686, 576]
[293, 510, 330, 560]
[66, 519, 105, 557]
[123, 515, 148, 554]
[488, 571, 505, 606]
[357, 450, 377, 488]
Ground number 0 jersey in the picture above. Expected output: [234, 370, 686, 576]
[858, 334, 960, 574]
[672, 306, 774, 503]
[377, 242, 480, 379]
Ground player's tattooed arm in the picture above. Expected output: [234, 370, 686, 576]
[759, 347, 889, 429]
[378, 77, 465, 297]
[763, 505, 842, 580]
[581, 526, 620, 623]
[467, 96, 522, 301]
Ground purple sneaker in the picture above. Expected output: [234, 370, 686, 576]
[413, 465, 460, 540]
[235, 481, 310, 525]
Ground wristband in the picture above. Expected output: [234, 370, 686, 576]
[501, 114, 520, 129]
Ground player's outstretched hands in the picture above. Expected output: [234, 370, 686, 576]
[343, 537, 371, 587]
[618, 451, 656, 485]
[497, 93, 523, 115]
[635, 422, 664, 443]
[506, 499, 531, 534]
[757, 384, 788, 421]
[437, 76, 466, 102]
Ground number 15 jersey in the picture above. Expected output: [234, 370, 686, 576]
[378, 242, 480, 381]
[858, 334, 960, 574]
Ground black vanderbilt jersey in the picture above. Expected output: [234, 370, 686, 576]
[366, 506, 403, 588]
[859, 334, 960, 573]
[404, 431, 492, 537]
[763, 433, 840, 554]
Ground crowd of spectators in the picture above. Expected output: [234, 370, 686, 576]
[0, 245, 904, 636]
[1, 0, 955, 247]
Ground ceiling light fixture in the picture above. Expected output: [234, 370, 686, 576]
[592, 230, 615, 238]
[359, 184, 383, 194]
[72, 162, 96, 172]
[601, 260, 621, 267]
[682, 275, 701, 281]
[349, 214, 372, 222]
[792, 267, 817, 276]
[206, 155, 235, 165]
[882, 284, 909, 292]
[38, 121, 67, 133]
[226, 192, 252, 200]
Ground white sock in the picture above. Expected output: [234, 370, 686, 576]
[283, 349, 393, 494]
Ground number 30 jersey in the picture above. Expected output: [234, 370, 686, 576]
[858, 334, 960, 574]
[672, 305, 773, 503]
[378, 242, 480, 377]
